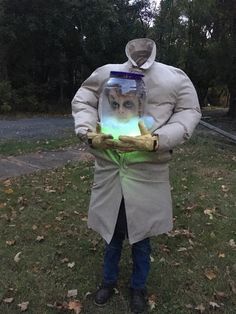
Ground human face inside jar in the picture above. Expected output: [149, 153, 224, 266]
[107, 88, 140, 122]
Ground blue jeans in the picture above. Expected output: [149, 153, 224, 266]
[102, 199, 151, 290]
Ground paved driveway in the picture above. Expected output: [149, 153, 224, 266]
[0, 116, 74, 140]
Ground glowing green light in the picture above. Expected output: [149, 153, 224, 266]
[101, 117, 140, 139]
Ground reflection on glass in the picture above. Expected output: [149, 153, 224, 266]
[99, 71, 147, 139]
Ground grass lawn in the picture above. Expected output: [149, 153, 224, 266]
[0, 131, 79, 156]
[0, 133, 235, 313]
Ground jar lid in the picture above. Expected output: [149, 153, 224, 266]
[110, 71, 144, 80]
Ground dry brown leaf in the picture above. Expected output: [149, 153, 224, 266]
[0, 203, 6, 208]
[218, 252, 225, 258]
[3, 179, 11, 186]
[148, 294, 157, 311]
[177, 247, 187, 252]
[67, 262, 75, 268]
[32, 225, 38, 230]
[61, 257, 69, 263]
[67, 289, 78, 298]
[84, 292, 92, 299]
[36, 235, 44, 242]
[214, 291, 227, 300]
[68, 300, 82, 314]
[185, 304, 193, 309]
[210, 232, 216, 238]
[3, 297, 14, 304]
[14, 251, 22, 263]
[209, 301, 220, 309]
[18, 301, 29, 312]
[195, 303, 205, 313]
[167, 229, 194, 238]
[204, 269, 217, 280]
[55, 216, 63, 221]
[4, 188, 14, 194]
[229, 239, 236, 249]
[6, 240, 16, 246]
[204, 207, 216, 220]
[221, 185, 229, 192]
[150, 255, 155, 263]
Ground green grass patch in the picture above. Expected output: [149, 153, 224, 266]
[0, 131, 79, 156]
[0, 134, 235, 313]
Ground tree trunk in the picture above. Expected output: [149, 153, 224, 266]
[227, 87, 236, 119]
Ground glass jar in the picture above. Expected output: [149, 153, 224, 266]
[99, 71, 146, 139]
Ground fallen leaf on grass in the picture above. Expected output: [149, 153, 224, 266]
[167, 229, 194, 238]
[4, 188, 14, 194]
[67, 289, 78, 298]
[229, 239, 236, 249]
[204, 269, 217, 280]
[84, 292, 92, 299]
[14, 252, 22, 263]
[150, 255, 155, 262]
[218, 252, 225, 258]
[67, 262, 75, 268]
[3, 297, 14, 304]
[210, 232, 216, 238]
[3, 179, 11, 186]
[6, 240, 16, 246]
[221, 185, 229, 192]
[204, 207, 216, 220]
[0, 203, 6, 208]
[148, 294, 157, 311]
[195, 303, 205, 313]
[55, 216, 63, 221]
[209, 301, 220, 309]
[177, 247, 187, 252]
[32, 225, 38, 230]
[214, 291, 227, 300]
[68, 300, 82, 314]
[36, 235, 44, 242]
[185, 304, 193, 309]
[18, 301, 29, 312]
[61, 257, 69, 263]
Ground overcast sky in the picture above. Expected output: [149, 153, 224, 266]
[153, 0, 161, 7]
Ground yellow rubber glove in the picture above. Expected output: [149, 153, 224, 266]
[117, 121, 159, 152]
[87, 123, 115, 149]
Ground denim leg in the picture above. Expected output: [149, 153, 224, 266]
[131, 238, 151, 289]
[103, 233, 124, 286]
[103, 198, 127, 286]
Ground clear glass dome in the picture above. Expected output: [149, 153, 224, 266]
[99, 71, 146, 139]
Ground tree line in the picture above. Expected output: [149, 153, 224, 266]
[0, 0, 235, 118]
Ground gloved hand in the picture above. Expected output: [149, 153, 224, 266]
[117, 121, 159, 152]
[87, 123, 115, 149]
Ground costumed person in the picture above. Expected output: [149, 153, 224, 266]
[72, 38, 201, 313]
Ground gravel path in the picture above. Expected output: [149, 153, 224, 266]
[0, 116, 74, 140]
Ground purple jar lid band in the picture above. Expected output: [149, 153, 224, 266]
[110, 71, 144, 80]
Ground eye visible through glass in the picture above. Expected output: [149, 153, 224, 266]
[110, 101, 120, 110]
[110, 100, 136, 111]
[123, 101, 135, 110]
